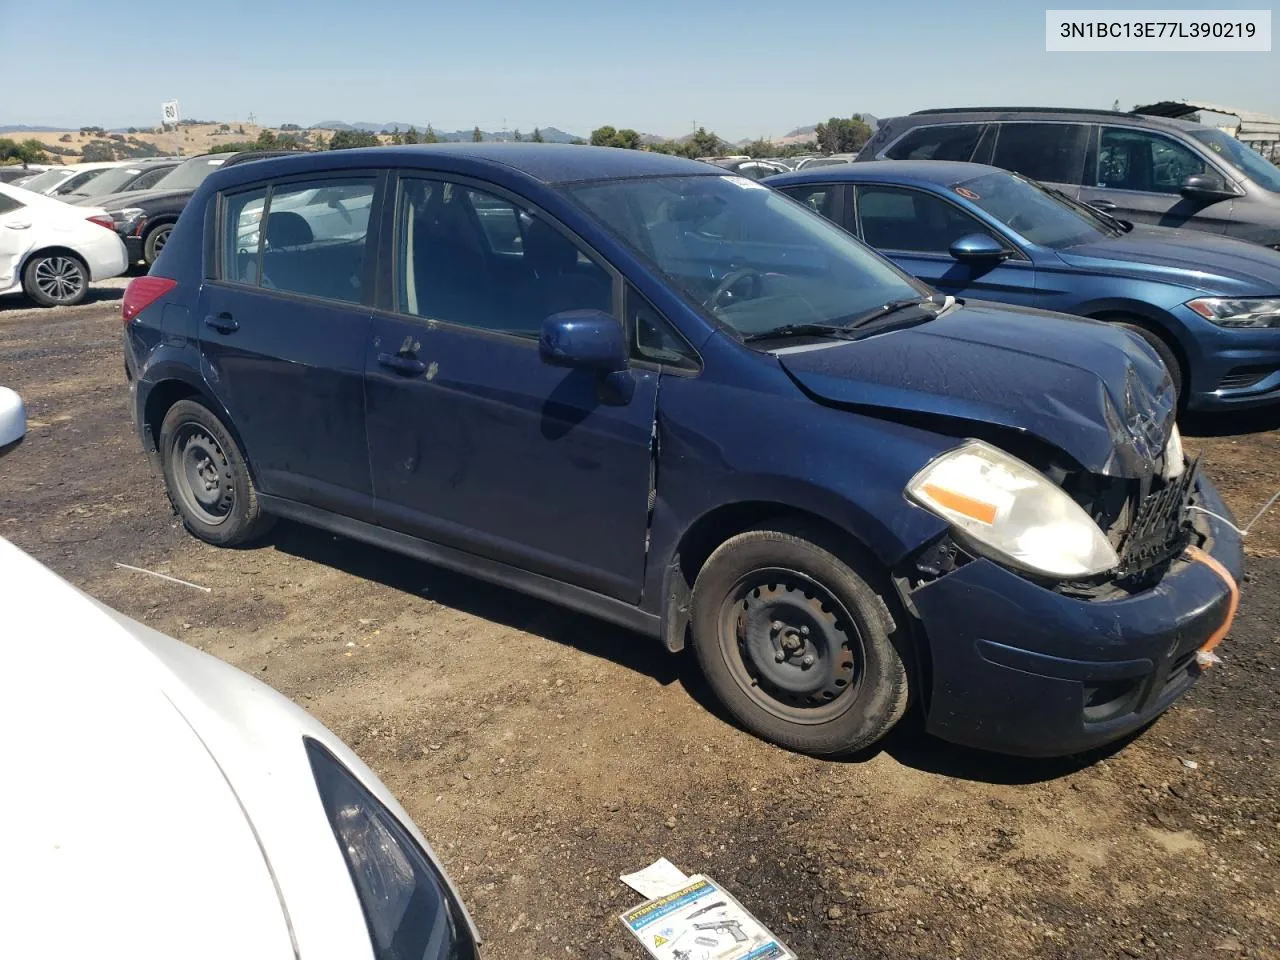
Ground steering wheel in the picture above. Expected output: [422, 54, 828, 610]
[704, 268, 764, 310]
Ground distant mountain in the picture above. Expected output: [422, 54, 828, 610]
[0, 124, 75, 133]
[307, 121, 583, 142]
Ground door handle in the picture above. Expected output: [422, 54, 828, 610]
[1089, 199, 1117, 211]
[377, 352, 427, 376]
[204, 313, 239, 334]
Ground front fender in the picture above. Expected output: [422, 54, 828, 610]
[643, 369, 953, 617]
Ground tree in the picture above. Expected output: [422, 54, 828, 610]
[0, 138, 49, 164]
[513, 129, 523, 142]
[686, 126, 723, 158]
[472, 126, 483, 142]
[814, 115, 872, 155]
[570, 138, 587, 145]
[423, 125, 440, 144]
[531, 127, 544, 143]
[329, 129, 380, 150]
[743, 137, 778, 158]
[403, 126, 421, 145]
[590, 125, 642, 150]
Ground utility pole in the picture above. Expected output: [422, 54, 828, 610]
[248, 111, 257, 127]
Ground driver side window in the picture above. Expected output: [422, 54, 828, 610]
[1097, 128, 1208, 193]
[855, 185, 996, 254]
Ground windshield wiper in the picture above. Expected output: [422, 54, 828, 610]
[742, 322, 859, 343]
[847, 296, 939, 329]
[1046, 187, 1128, 235]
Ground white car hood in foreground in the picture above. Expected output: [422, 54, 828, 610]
[0, 539, 478, 959]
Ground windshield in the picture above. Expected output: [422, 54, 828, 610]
[565, 175, 927, 337]
[16, 169, 74, 193]
[153, 155, 229, 191]
[956, 172, 1111, 248]
[1189, 129, 1280, 193]
[69, 165, 147, 197]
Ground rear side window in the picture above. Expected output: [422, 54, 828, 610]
[0, 193, 23, 215]
[885, 124, 986, 161]
[991, 123, 1089, 184]
[131, 165, 173, 190]
[856, 185, 999, 254]
[220, 176, 376, 303]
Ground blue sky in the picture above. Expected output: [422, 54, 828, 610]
[4, 0, 1277, 139]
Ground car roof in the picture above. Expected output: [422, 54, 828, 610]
[766, 159, 998, 188]
[899, 107, 1207, 132]
[207, 143, 716, 185]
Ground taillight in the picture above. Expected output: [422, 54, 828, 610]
[122, 276, 177, 323]
[86, 214, 115, 231]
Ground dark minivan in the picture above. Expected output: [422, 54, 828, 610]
[124, 144, 1242, 758]
[858, 107, 1280, 249]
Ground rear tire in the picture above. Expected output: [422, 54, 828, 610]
[1114, 320, 1184, 400]
[689, 523, 909, 756]
[159, 399, 273, 546]
[22, 253, 88, 307]
[143, 223, 173, 265]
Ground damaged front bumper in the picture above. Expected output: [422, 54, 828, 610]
[908, 474, 1243, 757]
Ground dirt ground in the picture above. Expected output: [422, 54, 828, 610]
[2, 287, 1278, 960]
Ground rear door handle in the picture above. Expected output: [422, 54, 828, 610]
[1089, 199, 1118, 211]
[377, 352, 427, 376]
[204, 313, 239, 334]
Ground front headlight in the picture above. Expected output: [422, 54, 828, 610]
[307, 739, 479, 960]
[111, 207, 148, 232]
[1187, 296, 1280, 328]
[907, 440, 1119, 578]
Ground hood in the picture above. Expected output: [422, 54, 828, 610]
[100, 187, 193, 210]
[1057, 225, 1280, 295]
[775, 301, 1175, 478]
[0, 539, 296, 959]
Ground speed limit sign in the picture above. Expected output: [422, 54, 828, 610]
[161, 100, 180, 126]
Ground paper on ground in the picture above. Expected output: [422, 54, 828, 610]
[620, 874, 796, 960]
[620, 858, 690, 898]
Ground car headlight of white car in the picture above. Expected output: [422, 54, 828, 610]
[907, 439, 1120, 579]
[1187, 296, 1280, 328]
[307, 739, 479, 960]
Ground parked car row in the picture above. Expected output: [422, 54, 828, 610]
[856, 106, 1280, 248]
[123, 143, 1242, 771]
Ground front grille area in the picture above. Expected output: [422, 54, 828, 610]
[1114, 460, 1198, 580]
[1218, 366, 1273, 391]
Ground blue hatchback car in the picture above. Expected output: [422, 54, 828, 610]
[123, 144, 1242, 758]
[766, 160, 1280, 411]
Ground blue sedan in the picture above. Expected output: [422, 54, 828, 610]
[766, 160, 1280, 411]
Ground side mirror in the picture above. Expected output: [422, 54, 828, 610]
[539, 310, 627, 372]
[0, 387, 27, 458]
[949, 233, 1010, 262]
[1180, 173, 1233, 200]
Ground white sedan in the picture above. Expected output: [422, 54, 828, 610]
[0, 181, 129, 306]
[0, 401, 481, 959]
[12, 160, 126, 197]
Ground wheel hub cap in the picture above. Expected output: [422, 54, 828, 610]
[34, 257, 85, 302]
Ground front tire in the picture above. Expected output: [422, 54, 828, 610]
[159, 399, 273, 546]
[143, 223, 173, 265]
[690, 524, 909, 756]
[22, 253, 88, 307]
[1114, 320, 1184, 400]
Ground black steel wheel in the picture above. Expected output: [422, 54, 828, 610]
[159, 399, 273, 546]
[717, 569, 863, 724]
[23, 253, 88, 307]
[690, 523, 909, 756]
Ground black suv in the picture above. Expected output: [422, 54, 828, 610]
[857, 108, 1280, 249]
[100, 151, 292, 265]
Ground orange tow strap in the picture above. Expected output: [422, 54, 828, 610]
[1183, 545, 1240, 665]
